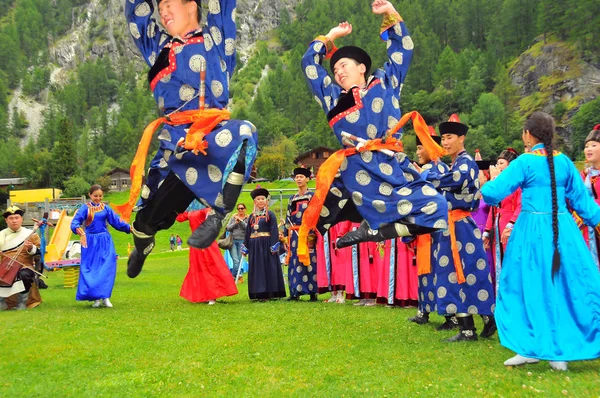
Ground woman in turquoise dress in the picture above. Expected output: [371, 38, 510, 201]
[481, 112, 600, 371]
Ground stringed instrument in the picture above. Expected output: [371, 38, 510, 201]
[0, 213, 48, 287]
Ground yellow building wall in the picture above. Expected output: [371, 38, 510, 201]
[9, 188, 62, 203]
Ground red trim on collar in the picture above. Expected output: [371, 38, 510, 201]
[328, 79, 380, 128]
[150, 36, 205, 91]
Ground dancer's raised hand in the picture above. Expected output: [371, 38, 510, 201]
[372, 0, 395, 15]
[327, 21, 352, 41]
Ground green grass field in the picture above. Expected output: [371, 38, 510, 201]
[2, 250, 599, 397]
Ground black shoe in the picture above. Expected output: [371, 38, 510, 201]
[436, 315, 459, 331]
[336, 221, 371, 248]
[188, 211, 225, 249]
[408, 311, 429, 325]
[37, 278, 49, 289]
[127, 235, 155, 278]
[286, 296, 299, 301]
[337, 221, 409, 249]
[309, 294, 318, 302]
[445, 330, 479, 342]
[445, 315, 478, 342]
[480, 315, 497, 338]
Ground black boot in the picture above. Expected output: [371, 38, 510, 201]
[309, 294, 318, 302]
[436, 315, 459, 331]
[408, 310, 429, 325]
[480, 315, 497, 338]
[446, 315, 478, 342]
[337, 221, 410, 249]
[188, 143, 247, 249]
[286, 295, 299, 301]
[37, 278, 49, 289]
[128, 231, 155, 278]
[187, 210, 225, 249]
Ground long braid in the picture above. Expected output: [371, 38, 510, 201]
[526, 112, 560, 277]
[543, 134, 560, 276]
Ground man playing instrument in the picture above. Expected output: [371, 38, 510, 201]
[0, 205, 42, 311]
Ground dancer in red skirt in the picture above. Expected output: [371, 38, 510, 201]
[176, 208, 238, 304]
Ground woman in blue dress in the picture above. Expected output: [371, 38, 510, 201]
[481, 112, 600, 371]
[71, 185, 131, 308]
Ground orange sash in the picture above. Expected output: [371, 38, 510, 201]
[416, 234, 432, 275]
[297, 111, 446, 265]
[113, 109, 230, 222]
[448, 209, 471, 284]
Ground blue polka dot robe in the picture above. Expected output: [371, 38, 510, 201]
[301, 15, 448, 235]
[284, 191, 318, 297]
[424, 151, 495, 316]
[125, 0, 258, 212]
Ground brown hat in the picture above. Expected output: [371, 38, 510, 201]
[585, 124, 600, 144]
[498, 148, 519, 163]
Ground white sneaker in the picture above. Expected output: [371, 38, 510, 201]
[207, 300, 216, 305]
[102, 298, 113, 308]
[503, 354, 540, 366]
[549, 361, 568, 371]
[325, 292, 338, 303]
[336, 291, 346, 304]
[91, 300, 101, 308]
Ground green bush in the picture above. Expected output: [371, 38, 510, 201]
[63, 176, 90, 198]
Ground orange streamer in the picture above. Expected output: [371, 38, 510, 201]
[389, 111, 446, 161]
[113, 109, 230, 222]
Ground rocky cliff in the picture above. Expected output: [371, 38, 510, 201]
[12, 0, 301, 144]
[510, 36, 600, 145]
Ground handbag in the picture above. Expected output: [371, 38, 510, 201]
[218, 232, 234, 250]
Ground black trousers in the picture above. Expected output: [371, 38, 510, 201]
[133, 172, 196, 236]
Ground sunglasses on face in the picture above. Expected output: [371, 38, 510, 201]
[237, 207, 245, 210]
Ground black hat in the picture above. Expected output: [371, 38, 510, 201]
[498, 148, 519, 163]
[3, 205, 25, 218]
[330, 46, 372, 76]
[439, 114, 468, 137]
[293, 167, 311, 178]
[251, 188, 270, 199]
[475, 160, 490, 171]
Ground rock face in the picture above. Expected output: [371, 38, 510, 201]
[14, 0, 301, 145]
[49, 0, 301, 70]
[509, 37, 600, 145]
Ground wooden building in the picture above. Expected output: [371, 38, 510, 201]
[105, 168, 131, 192]
[294, 147, 336, 174]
